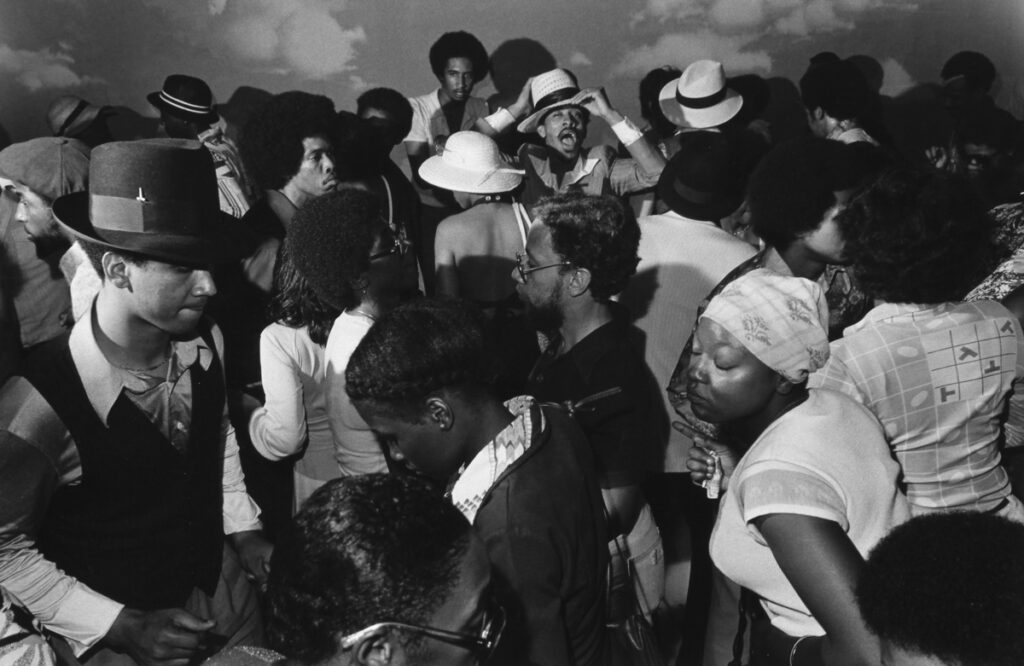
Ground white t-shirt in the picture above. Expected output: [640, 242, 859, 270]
[324, 311, 387, 476]
[710, 388, 910, 637]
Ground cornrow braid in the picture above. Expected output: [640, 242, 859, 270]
[345, 299, 498, 421]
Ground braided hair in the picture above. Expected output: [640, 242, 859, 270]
[345, 299, 498, 422]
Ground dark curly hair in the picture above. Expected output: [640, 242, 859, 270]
[839, 167, 995, 303]
[857, 512, 1024, 666]
[429, 31, 489, 83]
[747, 137, 882, 251]
[265, 474, 473, 663]
[800, 57, 874, 122]
[639, 66, 681, 138]
[268, 242, 341, 347]
[287, 188, 383, 311]
[357, 87, 414, 141]
[346, 298, 498, 423]
[240, 91, 337, 191]
[532, 193, 641, 301]
[941, 51, 997, 93]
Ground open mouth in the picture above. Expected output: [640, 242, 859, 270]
[557, 129, 579, 149]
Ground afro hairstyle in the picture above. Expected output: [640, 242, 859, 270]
[357, 87, 414, 141]
[800, 57, 875, 122]
[428, 31, 489, 83]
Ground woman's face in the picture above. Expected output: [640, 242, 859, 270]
[440, 57, 475, 102]
[686, 318, 780, 424]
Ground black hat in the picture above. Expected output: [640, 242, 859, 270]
[147, 74, 219, 124]
[657, 131, 757, 221]
[52, 139, 244, 264]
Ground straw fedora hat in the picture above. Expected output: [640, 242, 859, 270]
[47, 96, 110, 138]
[658, 60, 743, 129]
[419, 131, 524, 194]
[517, 68, 590, 134]
[147, 74, 219, 124]
[52, 139, 244, 265]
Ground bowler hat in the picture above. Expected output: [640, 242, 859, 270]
[419, 131, 524, 194]
[52, 139, 243, 264]
[517, 69, 590, 134]
[147, 74, 219, 124]
[658, 60, 743, 129]
[657, 131, 756, 221]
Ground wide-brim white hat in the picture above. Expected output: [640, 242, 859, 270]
[517, 68, 591, 134]
[659, 59, 743, 129]
[419, 131, 524, 194]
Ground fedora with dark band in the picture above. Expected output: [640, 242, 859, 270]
[517, 68, 591, 134]
[657, 131, 752, 221]
[147, 74, 219, 124]
[658, 60, 743, 130]
[53, 139, 245, 265]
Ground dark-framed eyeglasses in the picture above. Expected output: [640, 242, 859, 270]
[369, 237, 410, 261]
[515, 251, 571, 282]
[338, 601, 506, 661]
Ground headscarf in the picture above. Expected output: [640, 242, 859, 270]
[700, 268, 829, 383]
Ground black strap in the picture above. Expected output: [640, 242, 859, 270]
[56, 99, 90, 136]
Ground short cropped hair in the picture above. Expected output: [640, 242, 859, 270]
[266, 474, 474, 663]
[286, 188, 382, 311]
[268, 242, 341, 347]
[346, 298, 497, 422]
[79, 239, 150, 279]
[429, 31, 489, 83]
[533, 193, 640, 302]
[357, 87, 414, 140]
[839, 166, 995, 303]
[941, 51, 997, 93]
[240, 91, 336, 191]
[799, 57, 874, 121]
[858, 512, 1024, 666]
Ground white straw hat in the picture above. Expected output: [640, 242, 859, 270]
[658, 60, 743, 129]
[418, 131, 524, 194]
[517, 68, 590, 134]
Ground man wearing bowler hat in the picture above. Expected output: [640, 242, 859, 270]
[485, 68, 667, 209]
[0, 139, 271, 664]
[149, 74, 255, 218]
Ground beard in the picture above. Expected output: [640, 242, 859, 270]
[522, 294, 564, 334]
[30, 233, 70, 260]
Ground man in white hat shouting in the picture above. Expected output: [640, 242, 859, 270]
[0, 139, 271, 664]
[484, 68, 667, 208]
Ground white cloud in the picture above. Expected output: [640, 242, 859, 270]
[879, 57, 915, 97]
[612, 30, 771, 78]
[219, 0, 365, 79]
[709, 0, 766, 33]
[570, 51, 593, 67]
[349, 74, 370, 92]
[634, 0, 707, 23]
[0, 43, 101, 91]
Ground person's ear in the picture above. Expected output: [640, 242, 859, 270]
[566, 266, 592, 297]
[425, 395, 454, 431]
[351, 272, 370, 296]
[775, 375, 799, 395]
[353, 631, 395, 665]
[536, 123, 547, 140]
[812, 107, 826, 121]
[103, 252, 131, 290]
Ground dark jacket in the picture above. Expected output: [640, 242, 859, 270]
[476, 403, 609, 666]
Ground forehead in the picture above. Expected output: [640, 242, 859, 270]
[301, 135, 331, 153]
[542, 106, 584, 124]
[696, 317, 748, 352]
[444, 57, 474, 73]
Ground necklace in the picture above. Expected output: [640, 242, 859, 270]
[470, 193, 512, 207]
[348, 308, 377, 322]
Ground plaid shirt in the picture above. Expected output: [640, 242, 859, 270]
[810, 300, 1024, 513]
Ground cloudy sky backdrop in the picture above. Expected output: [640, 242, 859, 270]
[0, 0, 1020, 145]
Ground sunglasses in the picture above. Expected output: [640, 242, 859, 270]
[514, 251, 571, 282]
[339, 601, 506, 661]
[369, 237, 410, 261]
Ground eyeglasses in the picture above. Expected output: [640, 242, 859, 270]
[339, 601, 506, 661]
[369, 237, 410, 261]
[515, 251, 571, 282]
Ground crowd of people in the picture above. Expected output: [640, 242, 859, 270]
[0, 28, 1023, 666]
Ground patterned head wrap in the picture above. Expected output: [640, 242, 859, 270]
[700, 268, 830, 383]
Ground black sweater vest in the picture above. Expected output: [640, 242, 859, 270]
[23, 328, 225, 610]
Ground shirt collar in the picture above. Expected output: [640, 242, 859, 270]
[526, 146, 600, 184]
[449, 396, 543, 523]
[69, 303, 213, 425]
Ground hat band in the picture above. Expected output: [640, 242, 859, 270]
[158, 90, 213, 116]
[56, 100, 90, 136]
[670, 179, 722, 205]
[676, 86, 727, 110]
[90, 193, 201, 235]
[533, 88, 581, 114]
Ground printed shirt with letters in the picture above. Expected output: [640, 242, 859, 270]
[809, 300, 1024, 514]
[0, 306, 261, 656]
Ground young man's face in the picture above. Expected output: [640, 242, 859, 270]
[513, 223, 569, 332]
[536, 107, 587, 161]
[121, 257, 217, 337]
[360, 107, 404, 152]
[439, 57, 475, 103]
[286, 135, 337, 204]
[357, 400, 463, 483]
[9, 183, 64, 257]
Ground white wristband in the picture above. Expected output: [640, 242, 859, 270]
[611, 116, 644, 146]
[483, 107, 517, 133]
